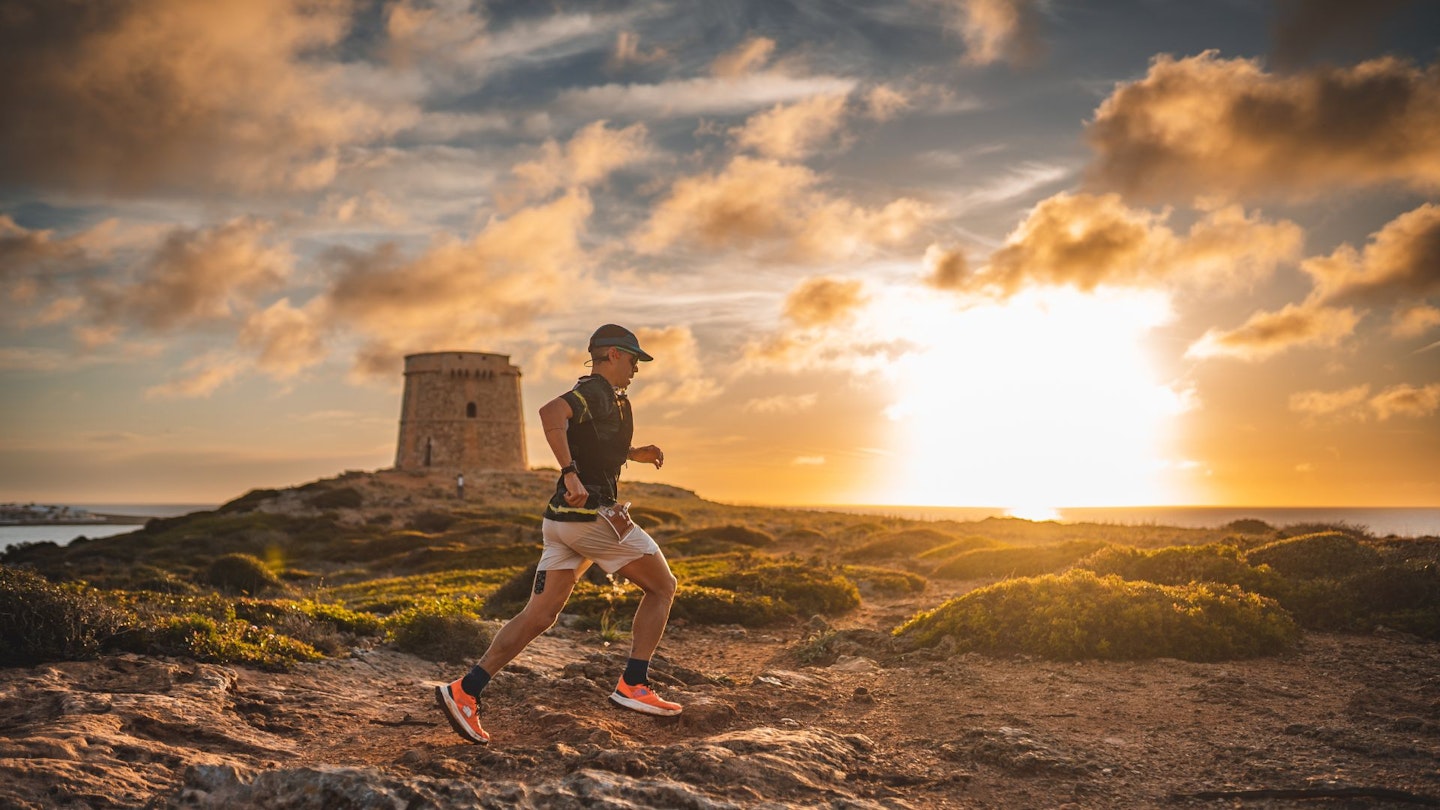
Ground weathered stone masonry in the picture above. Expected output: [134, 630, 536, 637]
[394, 352, 526, 472]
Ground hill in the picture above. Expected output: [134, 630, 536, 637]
[1, 469, 1437, 808]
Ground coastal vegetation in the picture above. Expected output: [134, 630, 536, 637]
[1, 470, 1436, 671]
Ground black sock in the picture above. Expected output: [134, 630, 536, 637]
[461, 665, 492, 699]
[622, 657, 650, 686]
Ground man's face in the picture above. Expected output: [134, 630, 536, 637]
[615, 347, 639, 384]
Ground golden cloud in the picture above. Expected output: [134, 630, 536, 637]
[238, 298, 328, 379]
[630, 325, 720, 407]
[921, 244, 971, 290]
[1186, 303, 1360, 361]
[633, 157, 935, 262]
[743, 393, 818, 414]
[324, 190, 595, 378]
[608, 31, 669, 71]
[731, 94, 850, 159]
[864, 85, 909, 122]
[509, 121, 651, 202]
[958, 193, 1302, 297]
[1302, 203, 1440, 305]
[1370, 383, 1440, 420]
[0, 0, 414, 193]
[144, 351, 249, 400]
[1086, 52, 1440, 202]
[89, 219, 291, 336]
[1289, 384, 1371, 421]
[710, 36, 777, 78]
[948, 0, 1046, 67]
[1391, 303, 1440, 338]
[783, 277, 867, 328]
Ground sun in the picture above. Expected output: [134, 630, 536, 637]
[865, 286, 1190, 510]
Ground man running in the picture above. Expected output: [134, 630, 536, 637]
[435, 324, 682, 744]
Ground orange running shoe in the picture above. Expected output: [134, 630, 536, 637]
[434, 678, 490, 744]
[610, 678, 683, 716]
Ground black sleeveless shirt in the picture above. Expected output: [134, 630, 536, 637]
[543, 375, 633, 522]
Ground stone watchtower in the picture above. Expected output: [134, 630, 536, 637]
[394, 352, 526, 472]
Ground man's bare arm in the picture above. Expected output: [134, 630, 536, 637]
[539, 396, 587, 506]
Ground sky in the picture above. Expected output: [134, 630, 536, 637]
[1, 0, 1438, 510]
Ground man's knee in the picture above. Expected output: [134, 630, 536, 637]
[646, 569, 678, 603]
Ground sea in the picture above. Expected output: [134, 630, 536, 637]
[2, 503, 1439, 555]
[0, 504, 213, 553]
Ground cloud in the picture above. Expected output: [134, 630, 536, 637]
[1186, 303, 1360, 361]
[144, 351, 249, 400]
[238, 298, 327, 379]
[1370, 383, 1440, 420]
[952, 193, 1303, 297]
[557, 73, 857, 119]
[324, 190, 595, 378]
[1085, 52, 1440, 203]
[1271, 0, 1416, 69]
[792, 456, 826, 466]
[1302, 203, 1440, 306]
[864, 86, 909, 121]
[783, 277, 867, 328]
[1391, 304, 1440, 338]
[1290, 381, 1440, 422]
[608, 31, 668, 71]
[1289, 384, 1371, 421]
[743, 393, 819, 414]
[93, 219, 291, 335]
[921, 244, 970, 290]
[945, 0, 1046, 67]
[0, 0, 415, 194]
[632, 156, 934, 262]
[711, 36, 777, 78]
[630, 325, 720, 407]
[731, 94, 851, 159]
[509, 121, 650, 202]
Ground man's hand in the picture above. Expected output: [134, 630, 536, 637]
[629, 445, 665, 469]
[563, 472, 588, 506]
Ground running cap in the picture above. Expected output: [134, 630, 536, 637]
[588, 324, 653, 361]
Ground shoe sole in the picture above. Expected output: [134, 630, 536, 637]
[609, 691, 682, 716]
[434, 685, 489, 744]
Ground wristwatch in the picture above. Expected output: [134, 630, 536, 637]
[560, 462, 579, 476]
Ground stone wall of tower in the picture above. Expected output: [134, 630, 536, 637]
[394, 352, 527, 472]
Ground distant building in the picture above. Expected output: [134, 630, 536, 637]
[394, 352, 527, 472]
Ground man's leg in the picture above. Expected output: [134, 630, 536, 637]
[608, 551, 682, 716]
[614, 551, 677, 662]
[476, 566, 581, 675]
[436, 566, 579, 743]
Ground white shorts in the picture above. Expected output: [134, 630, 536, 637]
[538, 517, 662, 574]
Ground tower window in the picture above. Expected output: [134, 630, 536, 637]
[466, 402, 477, 418]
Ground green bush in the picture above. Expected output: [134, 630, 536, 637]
[695, 562, 860, 616]
[388, 599, 492, 663]
[932, 540, 1107, 579]
[840, 565, 928, 596]
[143, 613, 324, 671]
[845, 528, 957, 561]
[916, 535, 1006, 561]
[1246, 532, 1382, 580]
[408, 511, 457, 533]
[630, 506, 684, 528]
[1076, 544, 1282, 592]
[681, 525, 775, 548]
[1222, 519, 1274, 535]
[895, 570, 1299, 661]
[307, 487, 363, 510]
[205, 553, 284, 595]
[297, 600, 386, 635]
[0, 566, 132, 666]
[671, 585, 787, 626]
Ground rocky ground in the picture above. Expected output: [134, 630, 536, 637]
[3, 583, 1438, 809]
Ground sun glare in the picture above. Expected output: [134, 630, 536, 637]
[869, 287, 1189, 510]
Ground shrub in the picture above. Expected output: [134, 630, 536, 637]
[388, 599, 492, 663]
[630, 506, 683, 528]
[0, 566, 132, 666]
[206, 553, 284, 595]
[845, 528, 957, 561]
[1222, 518, 1274, 535]
[779, 528, 828, 544]
[408, 511, 457, 533]
[695, 562, 860, 616]
[124, 565, 200, 595]
[916, 536, 1006, 561]
[681, 525, 775, 548]
[297, 601, 386, 635]
[1246, 532, 1382, 580]
[143, 614, 324, 671]
[1276, 522, 1373, 541]
[1076, 544, 1281, 593]
[895, 570, 1299, 661]
[218, 490, 281, 514]
[840, 565, 928, 596]
[307, 487, 363, 510]
[670, 586, 787, 626]
[932, 540, 1107, 579]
